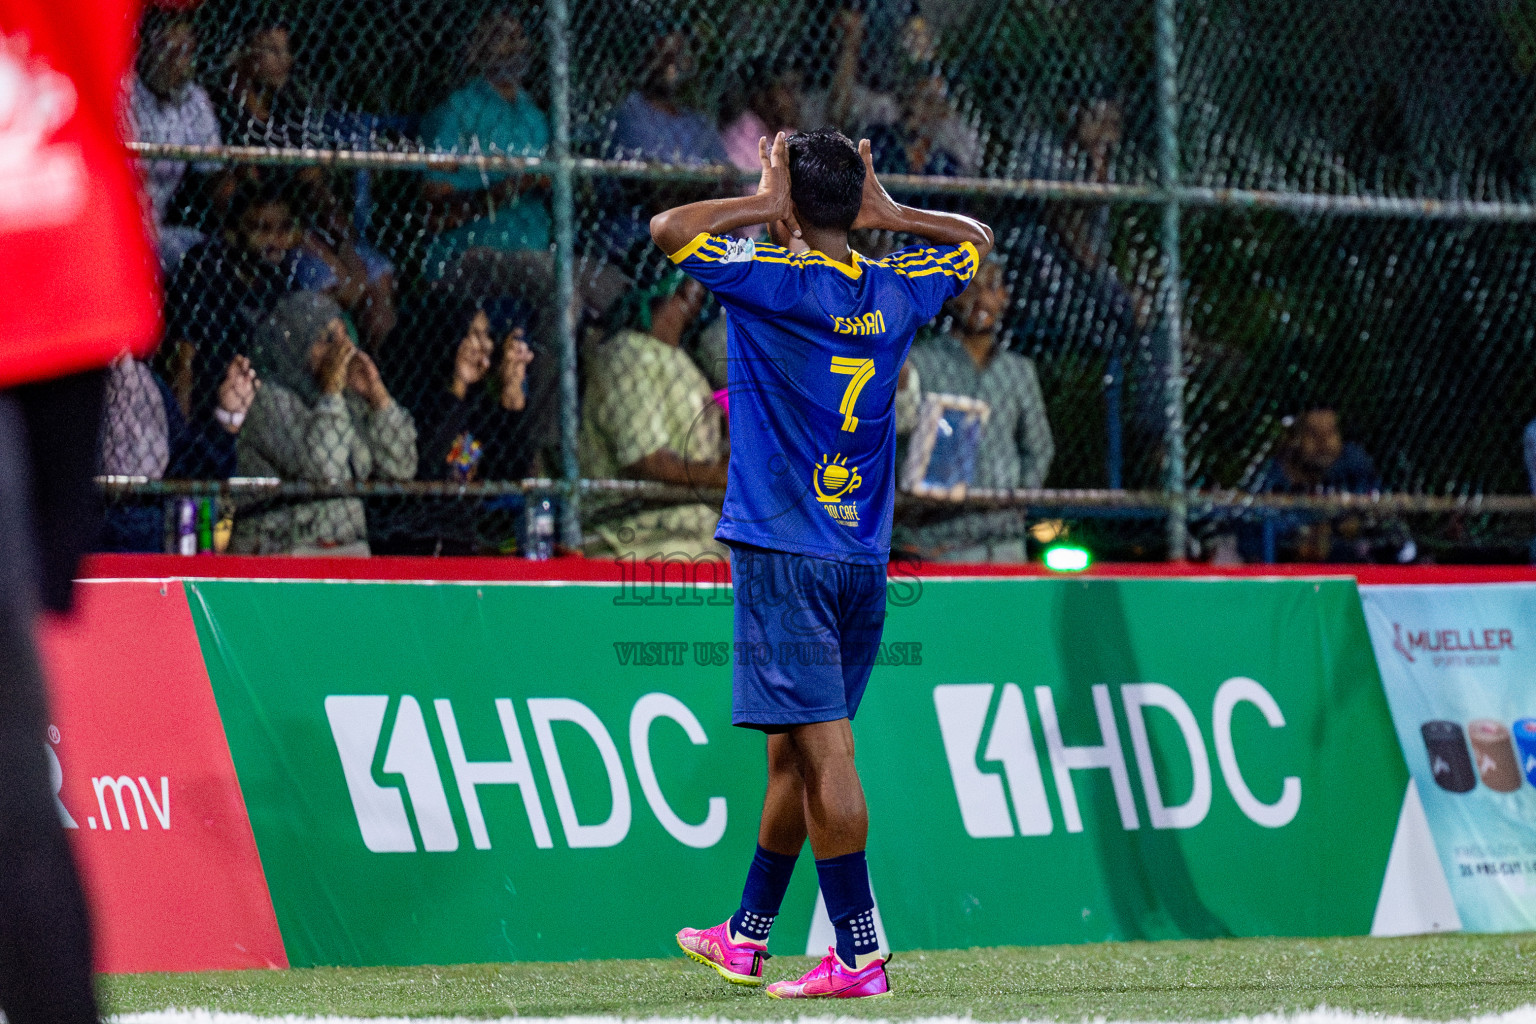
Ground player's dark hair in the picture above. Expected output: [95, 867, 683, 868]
[785, 129, 865, 231]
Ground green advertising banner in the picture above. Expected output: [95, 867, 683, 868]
[186, 576, 1407, 968]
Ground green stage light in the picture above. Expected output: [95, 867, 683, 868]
[1043, 544, 1092, 572]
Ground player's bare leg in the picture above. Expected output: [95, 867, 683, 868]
[677, 733, 806, 985]
[759, 732, 810, 854]
[762, 718, 889, 999]
[785, 719, 866, 858]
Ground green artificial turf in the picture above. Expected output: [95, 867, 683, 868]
[104, 933, 1536, 1021]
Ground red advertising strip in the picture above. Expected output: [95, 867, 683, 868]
[36, 580, 288, 972]
[81, 552, 1536, 585]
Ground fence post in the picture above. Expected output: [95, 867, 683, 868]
[546, 0, 581, 549]
[1154, 0, 1188, 561]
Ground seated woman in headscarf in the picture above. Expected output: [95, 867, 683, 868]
[230, 292, 417, 555]
[400, 297, 536, 554]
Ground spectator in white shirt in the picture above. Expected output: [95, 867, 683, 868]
[129, 11, 224, 274]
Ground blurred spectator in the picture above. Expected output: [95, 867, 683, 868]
[578, 257, 726, 560]
[1046, 100, 1123, 269]
[1009, 99, 1128, 289]
[295, 175, 397, 350]
[128, 10, 225, 274]
[802, 10, 899, 138]
[418, 299, 537, 483]
[1240, 408, 1412, 563]
[604, 31, 728, 165]
[1525, 417, 1536, 562]
[867, 76, 968, 176]
[1251, 409, 1378, 494]
[804, 10, 981, 175]
[721, 62, 801, 172]
[419, 9, 551, 280]
[414, 8, 587, 468]
[896, 258, 1053, 562]
[392, 299, 537, 555]
[1005, 96, 1163, 482]
[1524, 416, 1536, 493]
[217, 21, 311, 147]
[98, 353, 256, 551]
[718, 62, 802, 239]
[230, 292, 417, 555]
[162, 180, 303, 428]
[592, 31, 728, 260]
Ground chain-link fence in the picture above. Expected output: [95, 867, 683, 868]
[112, 0, 1536, 564]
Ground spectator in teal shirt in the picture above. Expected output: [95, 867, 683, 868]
[419, 10, 550, 279]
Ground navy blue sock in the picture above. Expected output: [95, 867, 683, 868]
[815, 850, 878, 967]
[730, 844, 798, 943]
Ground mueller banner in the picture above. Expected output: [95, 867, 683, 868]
[1360, 584, 1536, 932]
[185, 575, 1409, 967]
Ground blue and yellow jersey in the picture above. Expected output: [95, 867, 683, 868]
[669, 231, 979, 564]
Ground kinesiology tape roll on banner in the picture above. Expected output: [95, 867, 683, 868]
[1515, 719, 1536, 788]
[1468, 720, 1522, 794]
[1422, 720, 1478, 794]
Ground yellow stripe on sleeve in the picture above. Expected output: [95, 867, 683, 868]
[957, 241, 980, 279]
[668, 232, 714, 264]
[884, 241, 982, 280]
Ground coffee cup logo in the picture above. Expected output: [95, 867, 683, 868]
[813, 453, 862, 504]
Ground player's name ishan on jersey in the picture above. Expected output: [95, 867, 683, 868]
[668, 232, 978, 283]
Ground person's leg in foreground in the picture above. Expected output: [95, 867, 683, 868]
[0, 392, 100, 1024]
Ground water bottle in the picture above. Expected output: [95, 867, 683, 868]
[195, 498, 214, 553]
[524, 494, 555, 561]
[176, 498, 196, 556]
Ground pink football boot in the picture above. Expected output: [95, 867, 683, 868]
[676, 920, 770, 986]
[765, 946, 891, 999]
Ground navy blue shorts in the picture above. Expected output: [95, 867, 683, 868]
[729, 543, 888, 730]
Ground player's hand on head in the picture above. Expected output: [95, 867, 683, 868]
[851, 137, 902, 232]
[757, 131, 795, 226]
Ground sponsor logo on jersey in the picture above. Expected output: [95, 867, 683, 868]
[718, 235, 755, 263]
[812, 452, 862, 526]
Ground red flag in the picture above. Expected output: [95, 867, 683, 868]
[0, 0, 160, 388]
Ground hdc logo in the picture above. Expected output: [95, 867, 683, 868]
[933, 678, 1301, 837]
[326, 693, 727, 853]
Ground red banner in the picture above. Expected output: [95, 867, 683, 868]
[37, 580, 287, 972]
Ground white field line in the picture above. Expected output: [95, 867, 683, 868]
[110, 1007, 1536, 1024]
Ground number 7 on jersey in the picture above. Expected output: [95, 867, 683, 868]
[830, 357, 875, 432]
